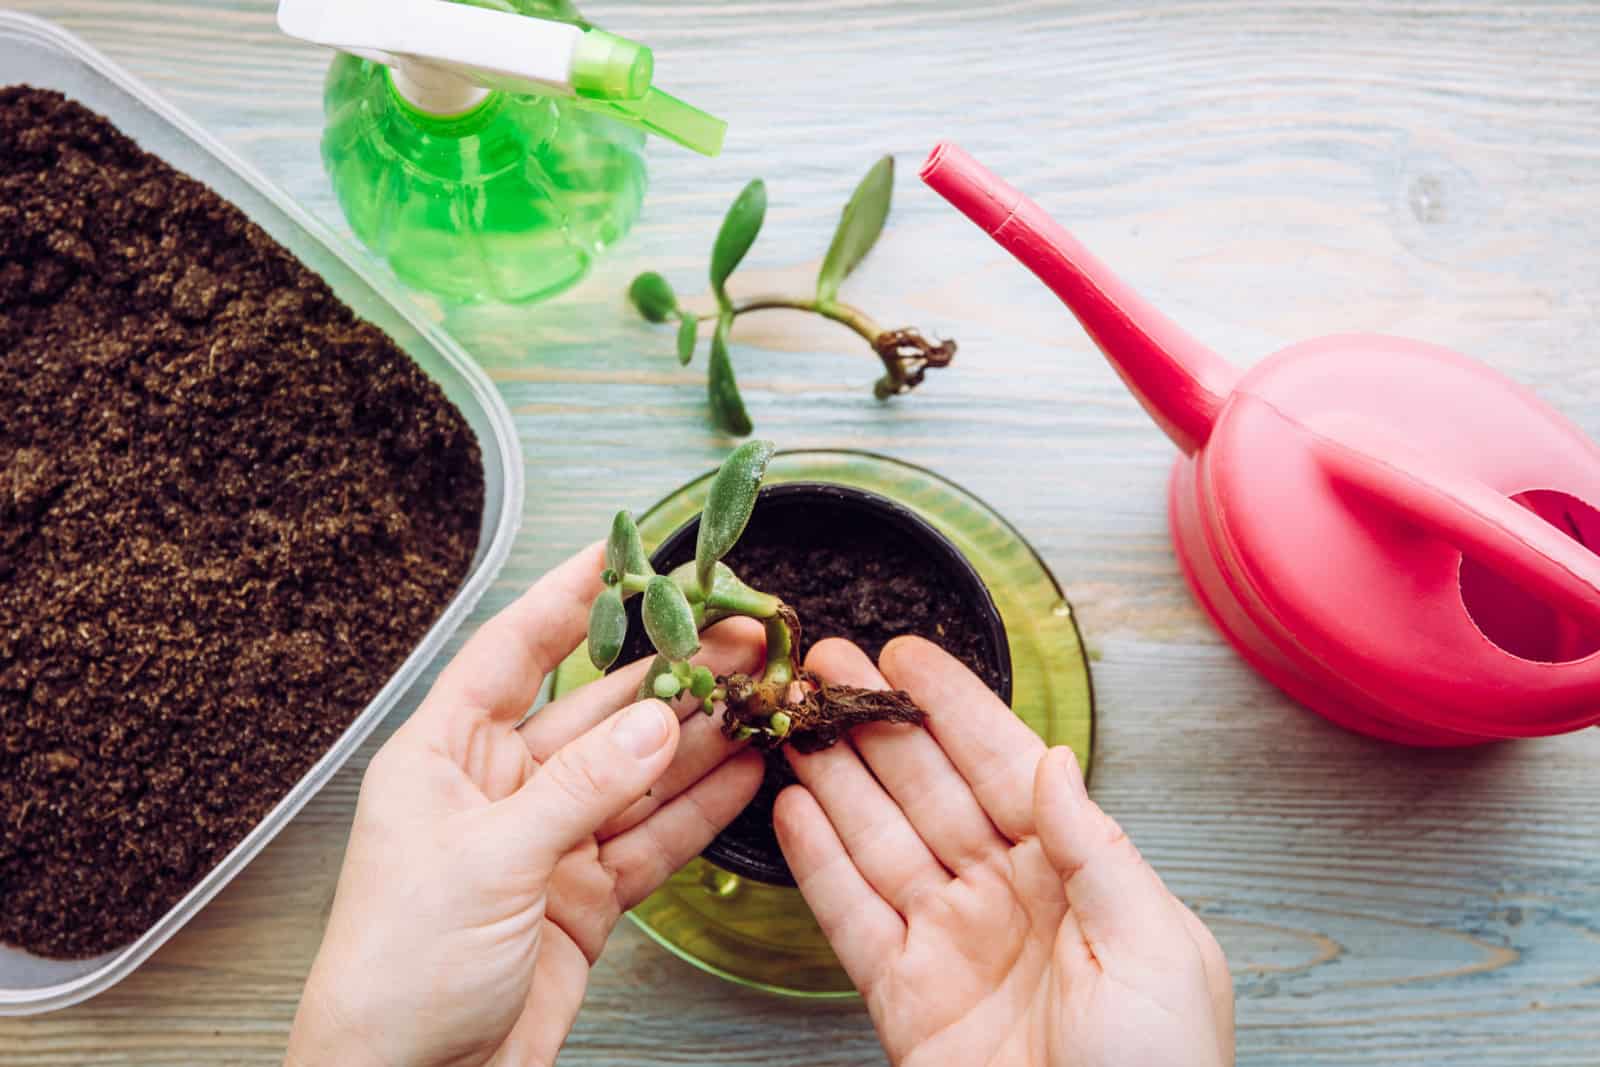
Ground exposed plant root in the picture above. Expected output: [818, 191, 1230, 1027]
[873, 328, 958, 398]
[716, 669, 926, 753]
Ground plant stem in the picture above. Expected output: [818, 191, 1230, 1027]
[761, 614, 795, 687]
[705, 581, 781, 620]
[720, 294, 955, 398]
[731, 295, 884, 346]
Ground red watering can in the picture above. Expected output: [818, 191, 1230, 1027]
[922, 142, 1600, 746]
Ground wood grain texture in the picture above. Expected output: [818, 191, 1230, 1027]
[4, 0, 1600, 1063]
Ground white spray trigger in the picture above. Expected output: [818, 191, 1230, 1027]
[282, 0, 593, 113]
[277, 0, 723, 154]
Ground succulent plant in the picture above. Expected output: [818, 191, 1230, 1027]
[588, 441, 925, 750]
[627, 156, 957, 436]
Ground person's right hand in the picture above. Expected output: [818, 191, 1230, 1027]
[774, 636, 1235, 1067]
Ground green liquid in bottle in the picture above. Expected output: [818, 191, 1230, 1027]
[319, 0, 647, 304]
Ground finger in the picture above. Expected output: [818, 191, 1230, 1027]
[543, 749, 762, 961]
[1033, 747, 1194, 975]
[500, 922, 589, 1067]
[542, 841, 617, 962]
[601, 750, 766, 911]
[1178, 902, 1236, 1064]
[596, 710, 746, 839]
[418, 543, 606, 727]
[494, 699, 679, 874]
[807, 639, 1008, 875]
[879, 636, 1046, 841]
[786, 729, 949, 915]
[520, 617, 764, 761]
[774, 784, 905, 994]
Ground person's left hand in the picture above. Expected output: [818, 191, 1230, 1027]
[774, 636, 1234, 1067]
[285, 544, 765, 1067]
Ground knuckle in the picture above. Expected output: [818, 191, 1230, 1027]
[632, 818, 677, 887]
[546, 746, 616, 808]
[1099, 816, 1140, 862]
[596, 791, 658, 840]
[679, 786, 721, 839]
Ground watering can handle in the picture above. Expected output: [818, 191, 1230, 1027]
[1309, 418, 1600, 632]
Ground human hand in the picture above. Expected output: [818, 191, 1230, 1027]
[285, 545, 765, 1067]
[774, 637, 1234, 1067]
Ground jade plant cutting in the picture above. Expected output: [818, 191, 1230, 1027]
[627, 156, 957, 436]
[587, 441, 926, 750]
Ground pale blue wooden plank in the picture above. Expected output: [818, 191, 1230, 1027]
[2, 1, 1598, 1063]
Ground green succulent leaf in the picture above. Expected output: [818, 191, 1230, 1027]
[707, 313, 752, 437]
[629, 271, 678, 323]
[667, 559, 712, 602]
[636, 655, 672, 702]
[703, 563, 781, 618]
[676, 314, 698, 366]
[710, 179, 766, 308]
[695, 439, 775, 591]
[816, 155, 894, 303]
[642, 575, 701, 662]
[653, 671, 685, 700]
[586, 585, 627, 671]
[689, 664, 717, 699]
[606, 511, 652, 591]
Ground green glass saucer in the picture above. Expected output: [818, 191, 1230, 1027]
[548, 450, 1095, 997]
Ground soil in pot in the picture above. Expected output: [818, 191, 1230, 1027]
[620, 483, 1010, 885]
[0, 87, 484, 958]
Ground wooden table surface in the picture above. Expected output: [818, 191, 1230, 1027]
[5, 1, 1600, 1064]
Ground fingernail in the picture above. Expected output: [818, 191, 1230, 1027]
[612, 701, 672, 758]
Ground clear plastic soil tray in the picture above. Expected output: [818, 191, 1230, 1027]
[0, 12, 525, 1015]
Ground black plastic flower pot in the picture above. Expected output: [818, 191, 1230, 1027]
[615, 481, 1013, 886]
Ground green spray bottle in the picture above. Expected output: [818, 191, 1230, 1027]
[278, 0, 725, 304]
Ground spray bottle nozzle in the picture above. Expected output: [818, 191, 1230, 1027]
[571, 30, 652, 100]
[278, 0, 725, 155]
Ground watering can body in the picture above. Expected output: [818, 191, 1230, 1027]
[923, 143, 1600, 745]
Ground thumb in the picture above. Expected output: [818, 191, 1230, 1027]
[497, 699, 680, 874]
[1034, 746, 1191, 970]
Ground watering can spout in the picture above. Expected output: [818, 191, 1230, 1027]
[920, 143, 1238, 455]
